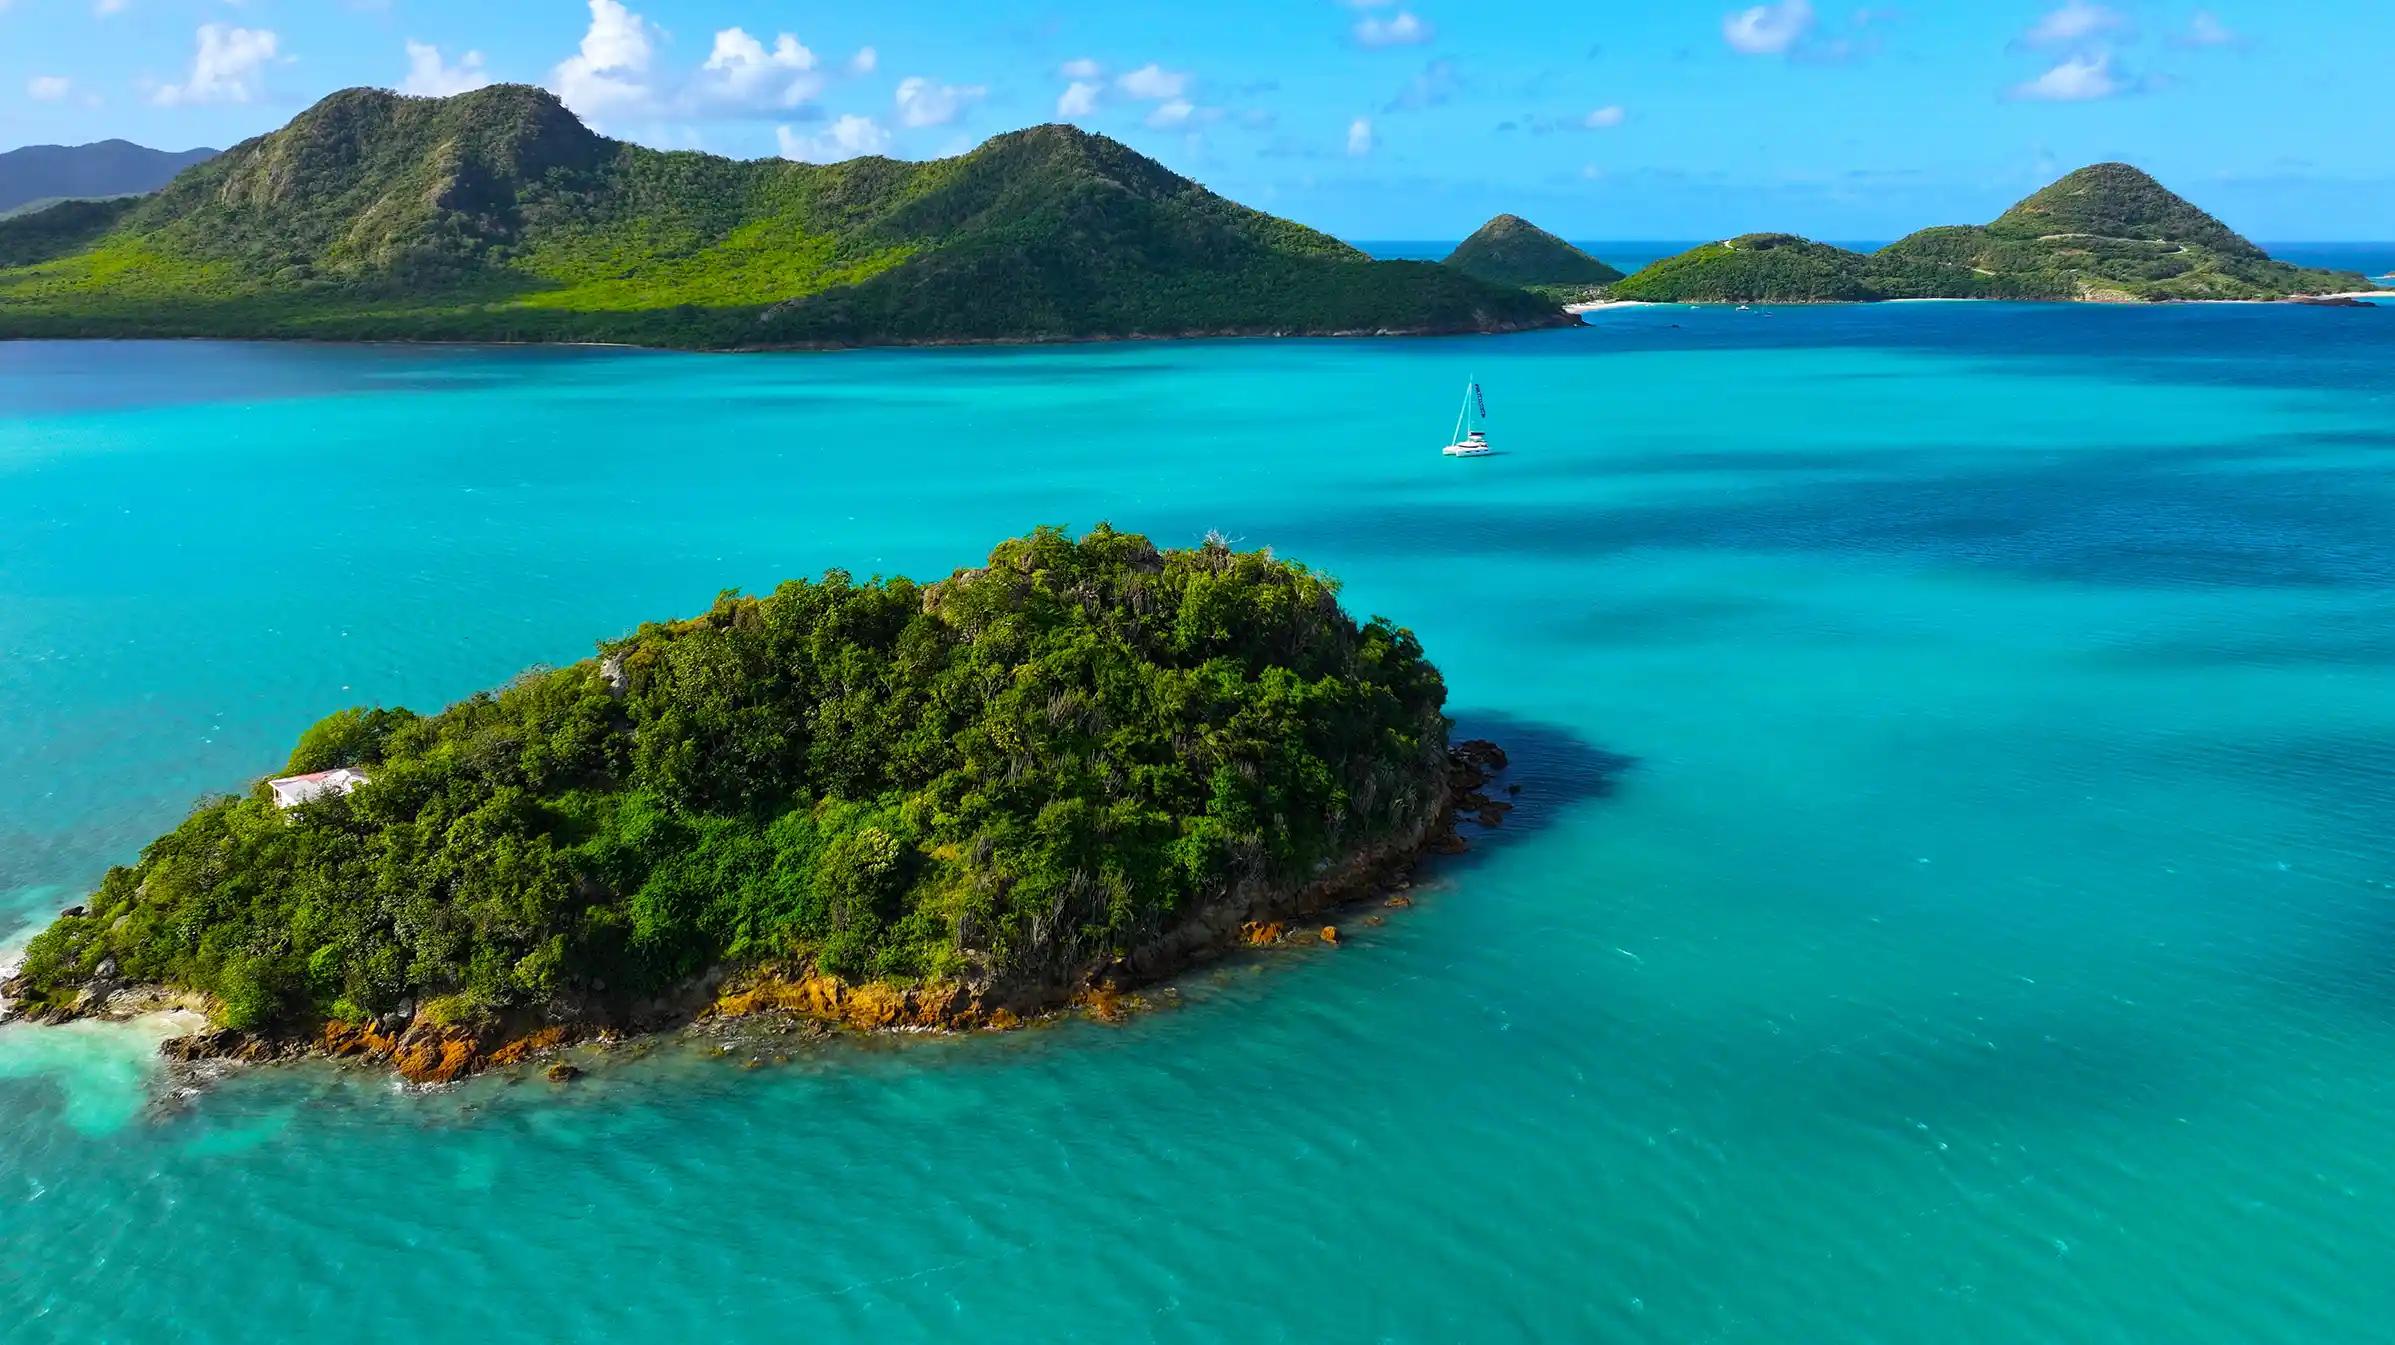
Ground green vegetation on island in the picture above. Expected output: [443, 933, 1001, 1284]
[1608, 233, 1879, 303]
[6, 529, 1458, 1042]
[0, 85, 1564, 349]
[1608, 163, 2369, 303]
[1442, 214, 1623, 302]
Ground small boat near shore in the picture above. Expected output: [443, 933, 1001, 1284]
[1444, 377, 1494, 458]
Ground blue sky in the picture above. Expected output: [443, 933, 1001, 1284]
[2, 1, 2387, 239]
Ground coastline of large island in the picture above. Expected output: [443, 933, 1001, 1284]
[0, 528, 1512, 1083]
[0, 84, 1569, 351]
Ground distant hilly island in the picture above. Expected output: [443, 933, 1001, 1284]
[1442, 215, 1623, 301]
[0, 85, 2374, 352]
[1471, 163, 2368, 304]
[0, 84, 1560, 348]
[0, 139, 218, 218]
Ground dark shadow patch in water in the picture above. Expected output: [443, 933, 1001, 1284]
[1577, 302, 2395, 396]
[1264, 436, 2395, 592]
[1441, 710, 1637, 849]
[1545, 591, 1812, 647]
[890, 359, 1188, 383]
[1552, 447, 1904, 479]
[2143, 732, 2395, 847]
[2096, 604, 2395, 671]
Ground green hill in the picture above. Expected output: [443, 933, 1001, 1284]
[1442, 214, 1623, 298]
[1608, 233, 1877, 302]
[5, 527, 1463, 1051]
[1611, 163, 2368, 303]
[0, 85, 1564, 349]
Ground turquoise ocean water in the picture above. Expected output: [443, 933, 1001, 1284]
[4, 299, 2394, 1341]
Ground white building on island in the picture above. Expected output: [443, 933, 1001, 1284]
[267, 767, 370, 810]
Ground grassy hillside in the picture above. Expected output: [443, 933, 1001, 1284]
[0, 85, 1563, 348]
[7, 528, 1455, 1033]
[1443, 214, 1622, 298]
[1611, 163, 2369, 303]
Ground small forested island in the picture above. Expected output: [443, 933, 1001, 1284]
[0, 84, 1565, 349]
[1608, 163, 2370, 303]
[1442, 214, 1624, 303]
[2, 529, 1510, 1081]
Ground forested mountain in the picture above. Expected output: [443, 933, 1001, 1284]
[0, 85, 1564, 348]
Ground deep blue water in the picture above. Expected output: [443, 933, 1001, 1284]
[4, 302, 2394, 1341]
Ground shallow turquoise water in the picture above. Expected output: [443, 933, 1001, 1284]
[4, 305, 2394, 1342]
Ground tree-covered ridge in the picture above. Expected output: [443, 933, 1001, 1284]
[1443, 214, 1624, 294]
[9, 529, 1453, 1033]
[0, 84, 1564, 348]
[1608, 233, 1880, 303]
[1608, 163, 2369, 303]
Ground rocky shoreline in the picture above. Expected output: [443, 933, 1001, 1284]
[3, 741, 1514, 1087]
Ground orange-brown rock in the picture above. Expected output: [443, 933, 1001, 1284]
[391, 1032, 481, 1085]
[319, 1019, 400, 1059]
[488, 1026, 570, 1065]
[1079, 985, 1131, 1024]
[1384, 895, 1414, 909]
[708, 970, 994, 1033]
[1320, 926, 1340, 945]
[1240, 920, 1286, 946]
[841, 981, 909, 1030]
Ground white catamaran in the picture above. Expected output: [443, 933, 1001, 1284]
[1443, 377, 1494, 457]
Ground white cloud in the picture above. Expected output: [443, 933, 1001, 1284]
[1116, 63, 1188, 100]
[1346, 116, 1373, 156]
[695, 27, 821, 111]
[2020, 1, 2126, 49]
[777, 113, 891, 162]
[1584, 104, 1625, 128]
[1722, 0, 1813, 55]
[849, 46, 877, 75]
[894, 75, 986, 128]
[552, 0, 655, 117]
[2177, 11, 2240, 47]
[1354, 10, 1432, 47]
[28, 75, 73, 101]
[153, 24, 279, 105]
[94, 0, 130, 14]
[400, 41, 490, 97]
[1059, 57, 1103, 80]
[1057, 80, 1101, 117]
[1385, 57, 1458, 111]
[1145, 98, 1194, 128]
[2009, 50, 2123, 100]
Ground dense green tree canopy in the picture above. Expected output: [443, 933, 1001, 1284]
[1443, 215, 1624, 293]
[13, 529, 1453, 1031]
